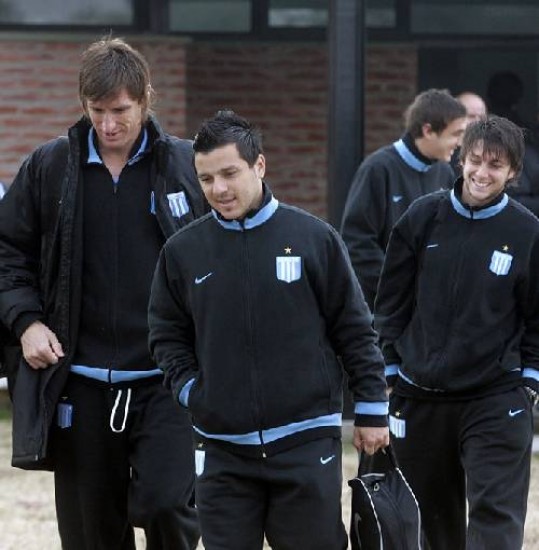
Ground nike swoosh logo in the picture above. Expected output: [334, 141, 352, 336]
[508, 408, 525, 417]
[195, 272, 213, 285]
[392, 195, 403, 203]
[320, 455, 335, 465]
[426, 243, 439, 249]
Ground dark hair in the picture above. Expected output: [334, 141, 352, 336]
[459, 115, 524, 183]
[404, 89, 466, 138]
[79, 37, 153, 117]
[193, 110, 263, 166]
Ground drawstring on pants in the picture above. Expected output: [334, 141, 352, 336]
[110, 388, 132, 433]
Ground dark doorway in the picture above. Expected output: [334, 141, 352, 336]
[418, 47, 539, 126]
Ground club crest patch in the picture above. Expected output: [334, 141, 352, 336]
[489, 250, 513, 276]
[167, 191, 190, 218]
[389, 414, 406, 439]
[276, 256, 302, 283]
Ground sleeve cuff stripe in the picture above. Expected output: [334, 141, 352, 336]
[385, 364, 399, 377]
[354, 401, 389, 416]
[179, 378, 195, 407]
[522, 368, 539, 382]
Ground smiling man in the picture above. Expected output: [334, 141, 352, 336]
[0, 37, 208, 549]
[341, 88, 466, 311]
[148, 110, 389, 549]
[374, 115, 539, 550]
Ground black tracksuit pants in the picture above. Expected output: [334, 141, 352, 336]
[389, 386, 533, 550]
[52, 373, 199, 550]
[194, 436, 348, 550]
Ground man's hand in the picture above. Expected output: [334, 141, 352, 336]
[353, 426, 390, 455]
[21, 321, 65, 369]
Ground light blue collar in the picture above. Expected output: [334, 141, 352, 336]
[393, 139, 432, 173]
[450, 189, 508, 219]
[213, 196, 279, 231]
[86, 127, 148, 166]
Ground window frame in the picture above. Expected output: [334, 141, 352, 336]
[0, 0, 538, 45]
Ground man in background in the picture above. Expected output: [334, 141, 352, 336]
[340, 88, 466, 311]
[487, 70, 539, 216]
[457, 91, 487, 125]
[450, 91, 488, 174]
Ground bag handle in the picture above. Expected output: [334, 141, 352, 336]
[358, 443, 398, 476]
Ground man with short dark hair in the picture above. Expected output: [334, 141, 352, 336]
[375, 115, 538, 549]
[0, 37, 206, 549]
[341, 88, 466, 310]
[148, 110, 389, 550]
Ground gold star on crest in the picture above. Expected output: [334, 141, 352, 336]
[502, 245, 509, 252]
[395, 411, 401, 417]
[284, 247, 292, 254]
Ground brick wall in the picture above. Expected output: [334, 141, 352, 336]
[0, 35, 417, 219]
[186, 42, 418, 218]
[0, 35, 189, 184]
[365, 44, 419, 154]
[186, 43, 329, 217]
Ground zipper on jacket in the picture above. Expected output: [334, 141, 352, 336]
[435, 219, 473, 381]
[259, 430, 267, 458]
[109, 179, 120, 370]
[241, 227, 265, 440]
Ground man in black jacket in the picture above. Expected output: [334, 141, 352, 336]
[341, 89, 466, 311]
[0, 37, 207, 550]
[375, 116, 539, 549]
[148, 110, 389, 550]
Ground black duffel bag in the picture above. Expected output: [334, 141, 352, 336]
[348, 444, 423, 550]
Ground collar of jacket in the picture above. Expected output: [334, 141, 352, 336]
[393, 133, 434, 173]
[212, 195, 279, 231]
[450, 177, 508, 220]
[86, 127, 149, 166]
[69, 114, 167, 157]
[68, 115, 172, 187]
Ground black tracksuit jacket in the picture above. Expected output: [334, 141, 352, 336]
[375, 180, 539, 396]
[341, 135, 455, 310]
[0, 116, 208, 469]
[149, 192, 388, 457]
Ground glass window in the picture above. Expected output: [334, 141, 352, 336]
[366, 0, 396, 28]
[169, 0, 251, 32]
[269, 0, 396, 29]
[269, 0, 327, 28]
[0, 0, 133, 25]
[411, 0, 539, 35]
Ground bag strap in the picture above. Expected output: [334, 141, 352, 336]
[357, 443, 399, 476]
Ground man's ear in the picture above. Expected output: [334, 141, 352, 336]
[506, 168, 517, 185]
[143, 84, 153, 120]
[255, 154, 266, 179]
[421, 122, 434, 139]
[80, 99, 89, 119]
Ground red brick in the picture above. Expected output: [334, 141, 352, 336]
[0, 37, 418, 218]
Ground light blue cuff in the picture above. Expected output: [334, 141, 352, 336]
[179, 378, 195, 407]
[385, 364, 400, 378]
[354, 401, 389, 416]
[522, 367, 539, 382]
